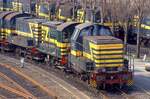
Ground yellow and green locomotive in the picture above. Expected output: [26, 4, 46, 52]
[38, 21, 79, 65]
[0, 11, 133, 89]
[0, 0, 13, 11]
[71, 36, 133, 88]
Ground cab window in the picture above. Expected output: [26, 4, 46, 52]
[47, 29, 56, 39]
[98, 27, 112, 36]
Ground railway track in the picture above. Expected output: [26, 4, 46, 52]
[0, 72, 31, 98]
[0, 51, 106, 99]
[114, 87, 130, 99]
[0, 64, 57, 99]
[0, 87, 24, 99]
[93, 86, 131, 99]
[0, 52, 132, 99]
[0, 54, 57, 99]
[0, 71, 36, 99]
[1, 51, 150, 99]
[0, 52, 90, 99]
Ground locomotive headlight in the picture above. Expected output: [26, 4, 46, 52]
[118, 67, 123, 72]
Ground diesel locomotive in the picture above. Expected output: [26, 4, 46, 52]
[0, 11, 133, 89]
[128, 16, 150, 47]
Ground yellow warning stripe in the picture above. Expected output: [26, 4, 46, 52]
[94, 59, 123, 63]
[90, 43, 123, 50]
[93, 55, 123, 59]
[92, 50, 123, 54]
[15, 30, 33, 37]
[95, 64, 123, 67]
[83, 52, 94, 60]
[39, 12, 49, 18]
[71, 50, 82, 57]
[141, 24, 150, 30]
[61, 48, 68, 52]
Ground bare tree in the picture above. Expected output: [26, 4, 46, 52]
[98, 0, 109, 24]
[133, 0, 150, 58]
[106, 0, 120, 33]
[116, 0, 134, 52]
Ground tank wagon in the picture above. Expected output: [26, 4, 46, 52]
[0, 11, 133, 89]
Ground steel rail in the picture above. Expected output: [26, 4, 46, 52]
[0, 83, 32, 99]
[115, 87, 129, 99]
[0, 95, 7, 99]
[0, 63, 57, 99]
[0, 72, 36, 99]
[135, 84, 150, 97]
[99, 91, 109, 99]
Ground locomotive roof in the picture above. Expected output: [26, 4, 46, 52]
[57, 22, 79, 31]
[16, 16, 32, 21]
[42, 21, 63, 27]
[75, 23, 108, 30]
[5, 12, 30, 21]
[84, 36, 122, 44]
[75, 22, 94, 30]
[26, 18, 47, 23]
[0, 11, 14, 19]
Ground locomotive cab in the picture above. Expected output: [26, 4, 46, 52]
[71, 23, 112, 57]
[77, 8, 101, 23]
[58, 4, 74, 21]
